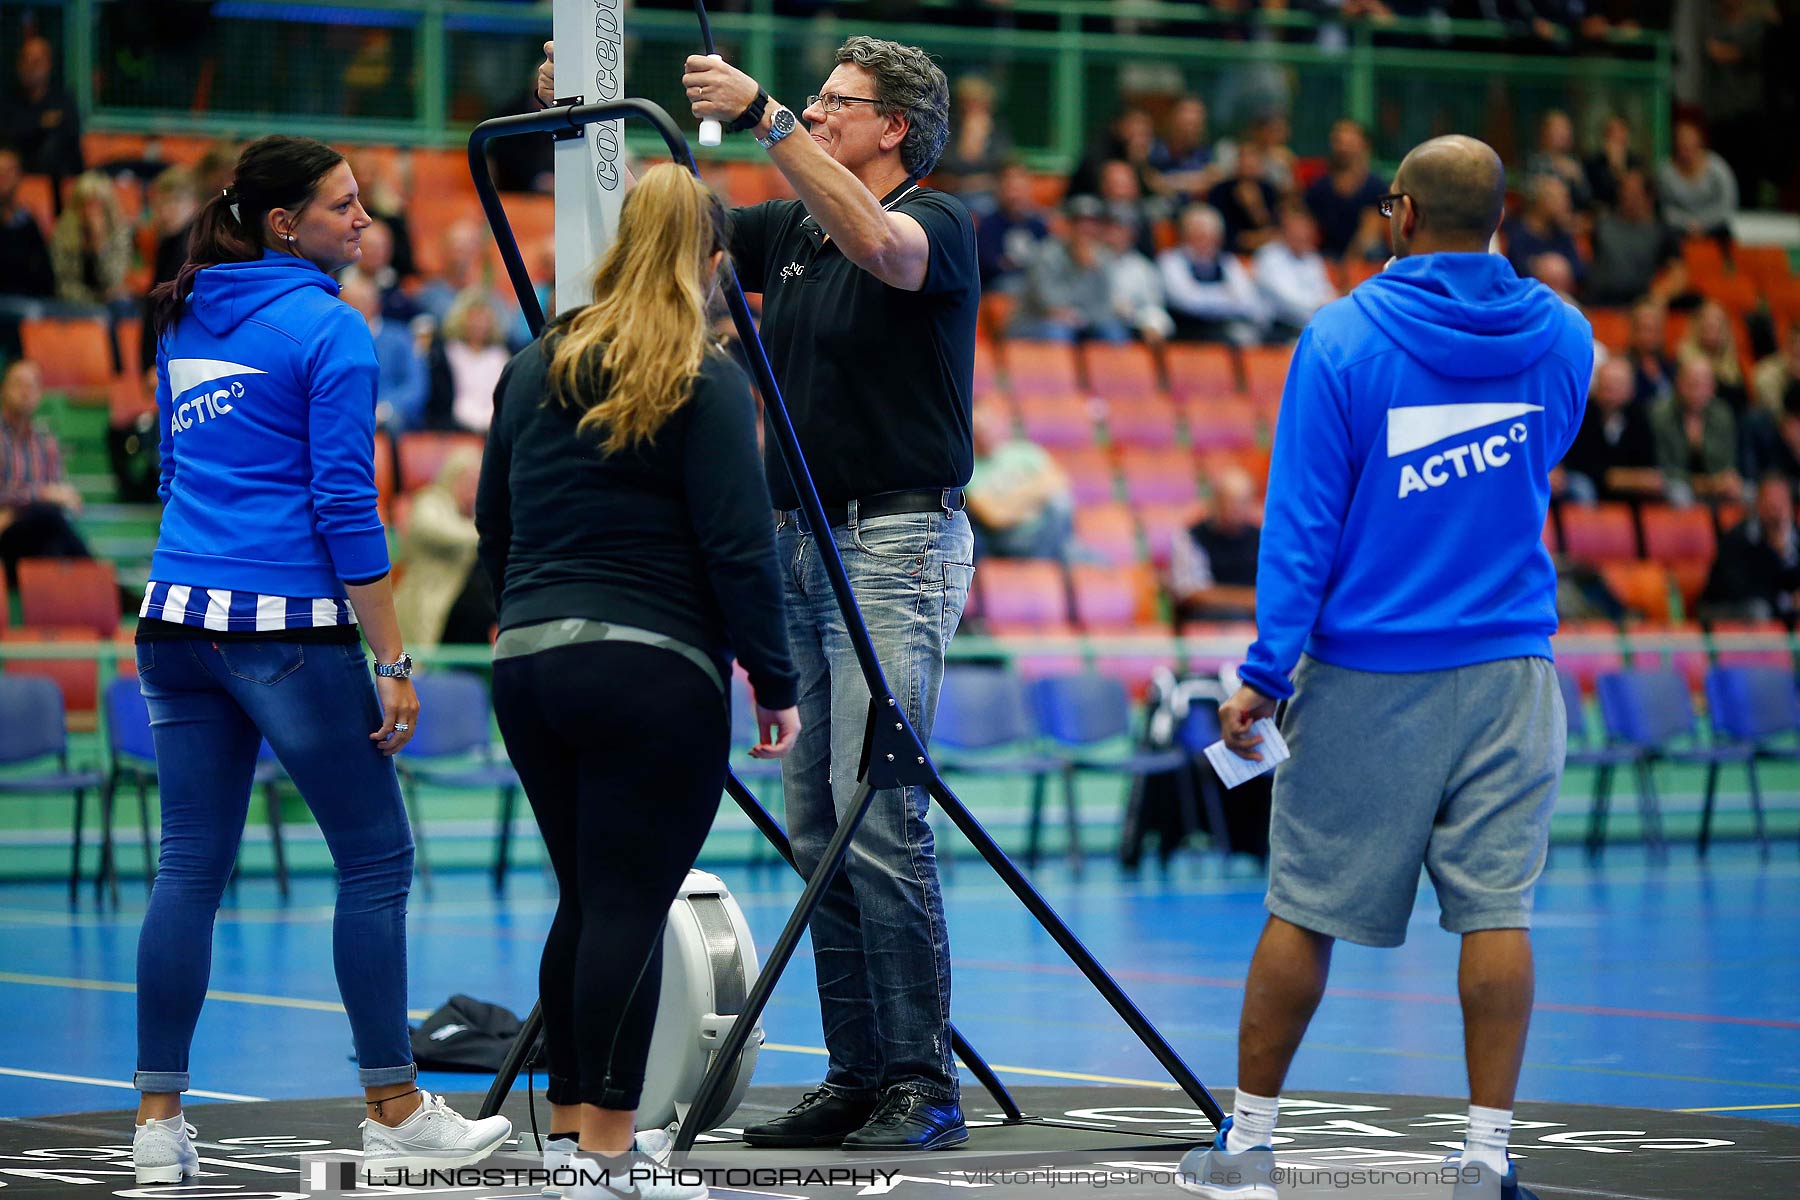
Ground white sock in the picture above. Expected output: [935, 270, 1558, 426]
[1463, 1105, 1512, 1174]
[1225, 1089, 1278, 1152]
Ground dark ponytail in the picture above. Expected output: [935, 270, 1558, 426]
[150, 135, 346, 339]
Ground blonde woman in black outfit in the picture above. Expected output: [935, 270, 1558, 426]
[476, 165, 800, 1200]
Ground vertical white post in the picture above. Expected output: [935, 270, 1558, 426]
[552, 0, 627, 318]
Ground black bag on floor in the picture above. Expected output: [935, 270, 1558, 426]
[1122, 671, 1271, 868]
[409, 994, 538, 1072]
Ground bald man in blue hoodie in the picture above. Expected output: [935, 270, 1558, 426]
[1178, 137, 1588, 1200]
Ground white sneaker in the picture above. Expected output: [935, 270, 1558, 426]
[133, 1114, 199, 1185]
[566, 1149, 707, 1200]
[361, 1090, 513, 1180]
[545, 1130, 673, 1197]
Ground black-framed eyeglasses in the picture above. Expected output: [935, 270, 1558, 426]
[1377, 192, 1408, 219]
[808, 92, 881, 114]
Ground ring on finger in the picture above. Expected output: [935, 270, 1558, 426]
[393, 722, 411, 733]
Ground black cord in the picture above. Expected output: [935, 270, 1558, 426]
[528, 1061, 541, 1151]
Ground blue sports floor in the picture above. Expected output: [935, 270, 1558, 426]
[2, 843, 1797, 1125]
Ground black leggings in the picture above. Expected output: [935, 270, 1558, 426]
[492, 639, 728, 1111]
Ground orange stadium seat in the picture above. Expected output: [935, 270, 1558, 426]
[1240, 345, 1294, 404]
[975, 559, 1073, 635]
[1560, 502, 1638, 565]
[1640, 505, 1716, 562]
[1005, 340, 1082, 397]
[1682, 237, 1727, 281]
[1587, 308, 1630, 354]
[20, 318, 114, 398]
[1165, 343, 1236, 406]
[18, 559, 120, 639]
[1736, 245, 1792, 290]
[1600, 561, 1675, 625]
[398, 431, 486, 492]
[1070, 504, 1142, 568]
[1081, 342, 1160, 402]
[1, 627, 101, 726]
[1070, 563, 1161, 633]
[1184, 401, 1260, 452]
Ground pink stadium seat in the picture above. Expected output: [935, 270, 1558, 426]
[1048, 446, 1119, 506]
[975, 559, 1072, 634]
[1164, 343, 1236, 406]
[1184, 402, 1261, 452]
[1070, 564, 1160, 632]
[1005, 340, 1082, 398]
[1709, 620, 1793, 669]
[398, 431, 486, 492]
[1102, 398, 1182, 449]
[1015, 395, 1100, 449]
[1240, 345, 1294, 405]
[1118, 447, 1201, 507]
[1134, 501, 1202, 569]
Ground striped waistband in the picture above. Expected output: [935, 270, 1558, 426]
[140, 581, 358, 632]
[491, 618, 724, 696]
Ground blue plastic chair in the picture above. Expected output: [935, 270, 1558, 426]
[1171, 701, 1238, 860]
[102, 677, 292, 901]
[1701, 666, 1797, 857]
[1596, 669, 1755, 859]
[1555, 670, 1648, 863]
[0, 675, 107, 901]
[934, 665, 1068, 875]
[400, 671, 521, 893]
[1028, 672, 1191, 876]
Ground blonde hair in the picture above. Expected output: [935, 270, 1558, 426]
[443, 287, 504, 348]
[1678, 300, 1743, 387]
[548, 164, 727, 455]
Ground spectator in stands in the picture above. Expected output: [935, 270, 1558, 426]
[1068, 107, 1159, 201]
[0, 358, 89, 587]
[1753, 323, 1800, 419]
[1303, 118, 1386, 263]
[1171, 466, 1260, 626]
[0, 35, 82, 181]
[1584, 114, 1643, 212]
[340, 271, 426, 432]
[1526, 251, 1579, 303]
[936, 75, 1009, 212]
[1525, 109, 1593, 211]
[1586, 168, 1686, 307]
[356, 217, 421, 325]
[1699, 475, 1800, 626]
[416, 218, 530, 350]
[1742, 391, 1800, 485]
[0, 145, 53, 299]
[426, 287, 511, 433]
[1624, 298, 1677, 410]
[1098, 158, 1158, 259]
[1100, 209, 1174, 347]
[1159, 203, 1267, 345]
[1651, 357, 1741, 506]
[140, 166, 200, 371]
[1253, 202, 1336, 337]
[1149, 95, 1218, 202]
[1700, 0, 1770, 204]
[1215, 114, 1296, 196]
[1501, 174, 1585, 287]
[975, 161, 1050, 294]
[965, 401, 1074, 561]
[1657, 118, 1737, 240]
[51, 171, 132, 307]
[1676, 299, 1748, 412]
[1010, 196, 1126, 343]
[1206, 141, 1280, 255]
[393, 445, 492, 647]
[1558, 357, 1663, 504]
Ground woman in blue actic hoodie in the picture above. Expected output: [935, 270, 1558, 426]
[128, 136, 511, 1186]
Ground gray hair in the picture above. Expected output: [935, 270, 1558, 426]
[836, 36, 950, 178]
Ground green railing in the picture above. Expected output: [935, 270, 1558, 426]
[0, 0, 1671, 170]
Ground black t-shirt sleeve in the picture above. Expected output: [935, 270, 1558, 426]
[897, 190, 978, 298]
[682, 356, 798, 709]
[728, 201, 784, 293]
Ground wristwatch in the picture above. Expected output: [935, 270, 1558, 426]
[728, 88, 770, 135]
[374, 653, 414, 679]
[757, 106, 798, 151]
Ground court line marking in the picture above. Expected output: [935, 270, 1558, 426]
[955, 959, 1800, 1030]
[0, 971, 435, 1021]
[1676, 1102, 1800, 1113]
[0, 1066, 263, 1101]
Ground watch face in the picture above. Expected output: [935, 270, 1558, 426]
[772, 108, 796, 135]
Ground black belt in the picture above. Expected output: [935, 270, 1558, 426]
[781, 487, 965, 530]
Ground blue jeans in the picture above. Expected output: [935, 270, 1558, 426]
[775, 506, 975, 1103]
[133, 637, 416, 1092]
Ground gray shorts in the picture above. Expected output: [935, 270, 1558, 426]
[1265, 654, 1565, 948]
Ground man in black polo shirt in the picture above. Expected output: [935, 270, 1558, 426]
[684, 37, 977, 1152]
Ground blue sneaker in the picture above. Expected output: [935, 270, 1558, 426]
[1175, 1116, 1277, 1198]
[1445, 1155, 1539, 1200]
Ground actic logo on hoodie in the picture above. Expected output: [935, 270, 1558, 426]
[166, 357, 268, 435]
[1389, 400, 1543, 499]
